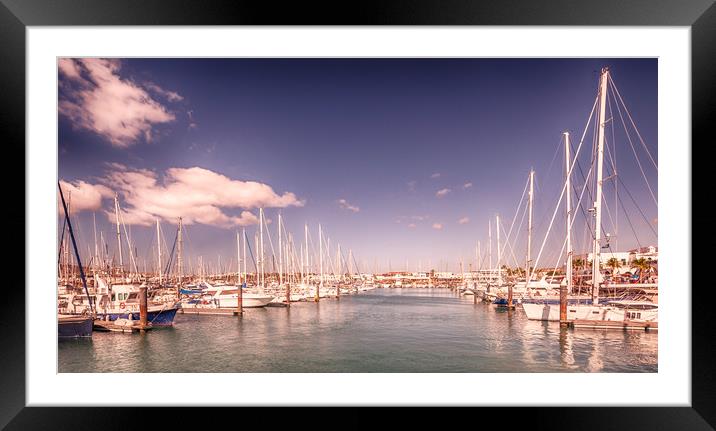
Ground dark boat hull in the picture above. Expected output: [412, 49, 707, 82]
[98, 307, 179, 327]
[58, 315, 93, 338]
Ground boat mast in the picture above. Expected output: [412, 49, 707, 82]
[177, 217, 183, 289]
[592, 67, 609, 306]
[93, 212, 98, 271]
[336, 243, 341, 299]
[114, 193, 123, 272]
[488, 221, 492, 277]
[525, 169, 535, 286]
[304, 223, 309, 284]
[278, 213, 283, 286]
[242, 228, 247, 285]
[236, 230, 243, 313]
[259, 208, 265, 293]
[562, 131, 572, 325]
[496, 214, 501, 282]
[156, 218, 162, 285]
[317, 224, 323, 302]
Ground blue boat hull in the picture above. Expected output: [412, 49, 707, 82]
[58, 316, 93, 338]
[99, 307, 179, 327]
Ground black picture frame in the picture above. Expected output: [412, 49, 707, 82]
[2, 0, 712, 428]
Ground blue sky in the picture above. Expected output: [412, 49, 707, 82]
[58, 58, 657, 274]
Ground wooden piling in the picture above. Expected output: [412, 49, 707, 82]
[139, 285, 148, 331]
[559, 284, 568, 326]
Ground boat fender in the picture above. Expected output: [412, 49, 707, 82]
[119, 302, 126, 309]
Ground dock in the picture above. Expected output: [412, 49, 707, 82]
[93, 320, 154, 333]
[179, 307, 241, 316]
[570, 320, 658, 331]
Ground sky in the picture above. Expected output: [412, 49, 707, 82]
[58, 58, 658, 274]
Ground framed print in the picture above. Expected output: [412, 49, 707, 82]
[2, 0, 713, 428]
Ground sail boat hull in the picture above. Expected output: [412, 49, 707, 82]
[58, 315, 93, 338]
[98, 306, 179, 326]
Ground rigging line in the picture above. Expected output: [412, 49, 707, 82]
[58, 215, 67, 267]
[608, 80, 619, 250]
[504, 194, 529, 268]
[163, 228, 178, 277]
[244, 229, 258, 273]
[609, 80, 658, 206]
[543, 159, 596, 279]
[117, 202, 139, 274]
[615, 186, 643, 250]
[500, 173, 530, 262]
[261, 214, 278, 274]
[500, 220, 522, 269]
[600, 140, 618, 236]
[608, 75, 658, 171]
[617, 175, 658, 238]
[531, 112, 594, 275]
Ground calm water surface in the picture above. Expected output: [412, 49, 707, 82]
[58, 288, 657, 372]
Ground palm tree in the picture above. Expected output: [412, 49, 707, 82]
[606, 257, 621, 277]
[632, 258, 649, 283]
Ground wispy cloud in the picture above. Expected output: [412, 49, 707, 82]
[408, 223, 417, 228]
[430, 172, 441, 179]
[436, 188, 451, 198]
[432, 223, 443, 230]
[187, 110, 198, 129]
[145, 82, 184, 102]
[407, 180, 416, 192]
[337, 198, 360, 213]
[58, 58, 176, 148]
[458, 217, 470, 225]
[61, 165, 303, 228]
[463, 182, 473, 189]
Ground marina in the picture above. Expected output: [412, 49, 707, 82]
[56, 58, 658, 373]
[59, 288, 657, 373]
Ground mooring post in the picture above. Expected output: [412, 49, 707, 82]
[139, 285, 148, 331]
[559, 282, 568, 326]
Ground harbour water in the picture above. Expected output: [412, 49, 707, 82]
[58, 288, 657, 373]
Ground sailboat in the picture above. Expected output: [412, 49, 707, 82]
[521, 67, 658, 325]
[58, 182, 94, 338]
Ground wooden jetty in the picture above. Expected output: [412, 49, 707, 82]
[93, 320, 154, 333]
[179, 307, 240, 316]
[570, 320, 658, 331]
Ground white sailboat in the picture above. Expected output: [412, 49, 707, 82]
[522, 67, 658, 325]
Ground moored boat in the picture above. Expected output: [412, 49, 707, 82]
[58, 314, 93, 338]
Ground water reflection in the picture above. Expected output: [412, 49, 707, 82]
[59, 288, 657, 373]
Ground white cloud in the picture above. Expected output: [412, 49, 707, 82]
[430, 172, 441, 179]
[337, 199, 360, 213]
[58, 180, 113, 214]
[58, 58, 82, 80]
[458, 217, 470, 225]
[407, 223, 417, 229]
[463, 182, 473, 189]
[61, 165, 303, 228]
[432, 223, 443, 230]
[436, 188, 451, 198]
[58, 58, 176, 147]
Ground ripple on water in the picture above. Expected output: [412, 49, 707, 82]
[58, 288, 657, 373]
